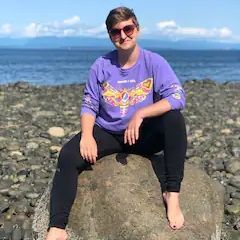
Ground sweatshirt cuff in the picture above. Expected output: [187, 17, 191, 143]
[165, 94, 185, 110]
[80, 107, 97, 117]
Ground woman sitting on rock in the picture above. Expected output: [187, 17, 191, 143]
[46, 6, 187, 240]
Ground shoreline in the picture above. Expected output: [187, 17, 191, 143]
[0, 79, 239, 239]
[1, 78, 240, 88]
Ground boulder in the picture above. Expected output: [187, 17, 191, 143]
[33, 154, 225, 240]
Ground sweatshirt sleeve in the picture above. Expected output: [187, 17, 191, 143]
[153, 56, 185, 110]
[80, 68, 100, 117]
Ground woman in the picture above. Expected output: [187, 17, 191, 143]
[46, 6, 187, 240]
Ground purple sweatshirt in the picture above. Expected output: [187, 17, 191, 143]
[80, 48, 185, 133]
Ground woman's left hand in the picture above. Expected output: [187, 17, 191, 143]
[124, 111, 144, 145]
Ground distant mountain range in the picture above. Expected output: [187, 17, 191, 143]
[0, 36, 239, 50]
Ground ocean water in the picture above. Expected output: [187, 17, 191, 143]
[0, 48, 239, 85]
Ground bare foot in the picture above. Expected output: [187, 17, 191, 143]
[162, 191, 185, 230]
[45, 227, 68, 240]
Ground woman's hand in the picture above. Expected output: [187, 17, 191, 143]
[80, 134, 98, 164]
[124, 111, 144, 145]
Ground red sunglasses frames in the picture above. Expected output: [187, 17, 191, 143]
[109, 24, 136, 40]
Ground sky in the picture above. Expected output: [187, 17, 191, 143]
[0, 0, 240, 43]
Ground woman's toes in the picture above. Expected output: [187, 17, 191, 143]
[168, 214, 184, 230]
[169, 221, 180, 230]
[170, 222, 177, 229]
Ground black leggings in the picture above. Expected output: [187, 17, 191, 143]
[49, 110, 187, 229]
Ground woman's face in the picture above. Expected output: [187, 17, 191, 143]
[108, 18, 139, 51]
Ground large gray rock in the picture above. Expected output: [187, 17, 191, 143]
[33, 154, 225, 240]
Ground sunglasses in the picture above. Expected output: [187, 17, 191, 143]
[109, 24, 136, 40]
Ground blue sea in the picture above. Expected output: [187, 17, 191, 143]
[0, 48, 239, 85]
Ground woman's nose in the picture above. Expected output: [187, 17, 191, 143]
[120, 29, 127, 39]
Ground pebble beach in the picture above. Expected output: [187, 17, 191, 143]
[0, 79, 239, 239]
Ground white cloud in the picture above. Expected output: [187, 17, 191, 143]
[156, 20, 233, 40]
[217, 27, 232, 38]
[158, 20, 177, 29]
[63, 29, 77, 36]
[24, 23, 39, 37]
[63, 16, 80, 26]
[0, 23, 12, 35]
[3, 16, 238, 43]
[85, 23, 107, 37]
[22, 16, 107, 37]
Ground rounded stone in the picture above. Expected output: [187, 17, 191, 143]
[26, 142, 39, 150]
[220, 129, 231, 134]
[30, 165, 42, 171]
[0, 202, 10, 213]
[231, 147, 240, 158]
[225, 200, 240, 215]
[50, 145, 61, 154]
[229, 229, 240, 239]
[226, 119, 234, 125]
[14, 203, 29, 215]
[9, 151, 23, 157]
[230, 192, 240, 200]
[35, 111, 56, 118]
[225, 161, 240, 175]
[208, 159, 225, 172]
[236, 117, 240, 126]
[33, 156, 225, 240]
[7, 143, 20, 151]
[8, 190, 23, 199]
[229, 176, 240, 189]
[233, 218, 240, 231]
[47, 127, 65, 138]
[25, 193, 39, 199]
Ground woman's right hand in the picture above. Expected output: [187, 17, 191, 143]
[80, 134, 98, 164]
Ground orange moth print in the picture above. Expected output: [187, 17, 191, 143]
[101, 78, 153, 117]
